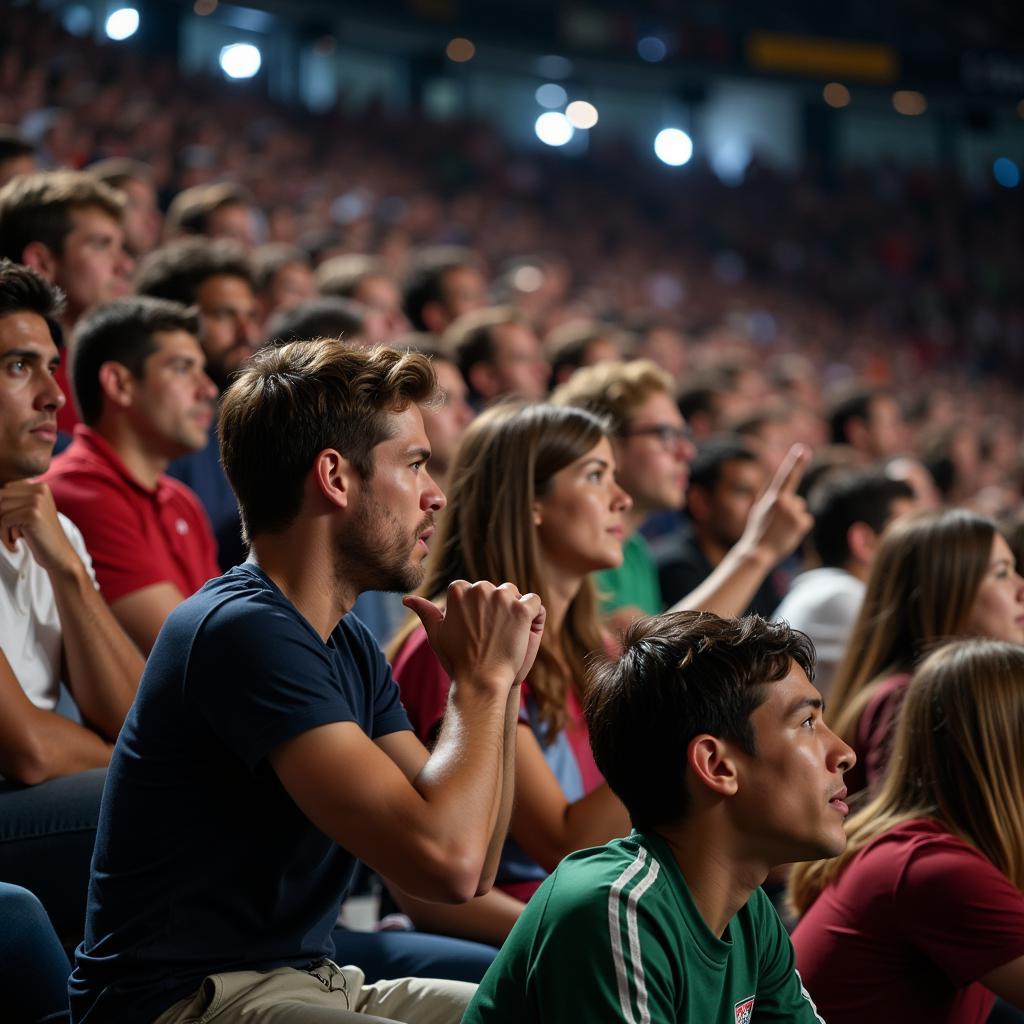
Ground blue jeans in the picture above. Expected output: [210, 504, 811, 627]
[330, 927, 497, 985]
[0, 769, 106, 946]
[0, 882, 71, 1022]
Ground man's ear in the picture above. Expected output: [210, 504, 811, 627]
[467, 361, 498, 401]
[97, 361, 136, 411]
[846, 521, 877, 567]
[687, 734, 740, 799]
[21, 241, 60, 282]
[311, 448, 355, 511]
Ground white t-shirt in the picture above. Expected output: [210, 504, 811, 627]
[772, 567, 865, 699]
[0, 512, 97, 710]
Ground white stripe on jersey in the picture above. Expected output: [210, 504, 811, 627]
[795, 968, 827, 1023]
[626, 855, 661, 1024]
[608, 847, 660, 1023]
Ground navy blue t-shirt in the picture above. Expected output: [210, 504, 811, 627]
[69, 563, 412, 1023]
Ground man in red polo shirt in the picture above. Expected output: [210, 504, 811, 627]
[45, 296, 219, 653]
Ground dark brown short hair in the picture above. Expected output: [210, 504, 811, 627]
[0, 170, 124, 263]
[71, 297, 199, 425]
[586, 611, 815, 830]
[219, 339, 436, 540]
[135, 237, 253, 306]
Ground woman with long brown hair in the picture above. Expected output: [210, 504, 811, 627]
[387, 400, 633, 945]
[827, 507, 1024, 793]
[789, 638, 1024, 1022]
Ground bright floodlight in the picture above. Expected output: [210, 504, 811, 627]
[220, 43, 262, 80]
[535, 111, 574, 147]
[654, 128, 693, 166]
[105, 7, 139, 41]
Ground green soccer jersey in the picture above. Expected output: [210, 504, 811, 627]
[595, 532, 662, 616]
[463, 831, 826, 1024]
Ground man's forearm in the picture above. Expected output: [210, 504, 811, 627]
[1, 707, 113, 784]
[411, 676, 511, 891]
[51, 560, 144, 739]
[476, 682, 521, 892]
[668, 541, 773, 618]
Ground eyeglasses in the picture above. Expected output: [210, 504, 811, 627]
[622, 423, 693, 451]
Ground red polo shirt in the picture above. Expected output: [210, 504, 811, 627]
[44, 425, 219, 603]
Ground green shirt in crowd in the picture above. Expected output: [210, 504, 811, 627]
[463, 831, 826, 1024]
[596, 531, 662, 616]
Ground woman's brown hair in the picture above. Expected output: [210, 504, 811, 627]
[828, 508, 996, 746]
[388, 400, 610, 740]
[790, 638, 1024, 915]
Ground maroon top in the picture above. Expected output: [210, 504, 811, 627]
[793, 817, 1024, 1024]
[844, 671, 913, 796]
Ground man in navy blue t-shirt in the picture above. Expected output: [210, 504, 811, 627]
[70, 340, 544, 1024]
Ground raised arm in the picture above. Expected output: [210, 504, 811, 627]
[0, 648, 112, 784]
[271, 581, 544, 904]
[0, 481, 142, 738]
[670, 444, 812, 618]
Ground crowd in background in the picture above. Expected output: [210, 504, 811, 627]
[3, 1, 1024, 1021]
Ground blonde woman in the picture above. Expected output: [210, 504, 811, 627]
[827, 508, 1024, 793]
[789, 639, 1024, 1022]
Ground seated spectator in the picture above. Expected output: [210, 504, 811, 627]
[264, 296, 366, 349]
[553, 360, 812, 628]
[164, 181, 257, 249]
[44, 297, 219, 653]
[446, 306, 550, 406]
[790, 638, 1024, 1022]
[250, 243, 315, 320]
[773, 470, 915, 697]
[86, 158, 163, 259]
[827, 385, 908, 464]
[403, 245, 487, 335]
[137, 237, 261, 569]
[349, 338, 474, 647]
[316, 254, 410, 343]
[544, 319, 625, 387]
[389, 401, 632, 945]
[70, 339, 540, 1023]
[659, 437, 783, 616]
[0, 170, 134, 436]
[0, 261, 142, 943]
[0, 126, 36, 186]
[829, 508, 1024, 795]
[464, 611, 854, 1023]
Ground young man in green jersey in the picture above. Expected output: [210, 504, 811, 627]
[463, 611, 854, 1023]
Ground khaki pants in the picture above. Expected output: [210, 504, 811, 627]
[152, 959, 475, 1024]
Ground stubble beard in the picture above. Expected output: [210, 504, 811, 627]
[336, 496, 432, 595]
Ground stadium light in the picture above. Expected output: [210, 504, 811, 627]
[654, 128, 693, 166]
[105, 7, 139, 41]
[220, 43, 262, 80]
[535, 112, 574, 147]
[566, 101, 599, 130]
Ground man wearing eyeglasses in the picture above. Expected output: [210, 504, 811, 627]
[553, 360, 812, 631]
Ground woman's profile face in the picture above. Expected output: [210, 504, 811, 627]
[964, 533, 1024, 645]
[533, 436, 632, 579]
